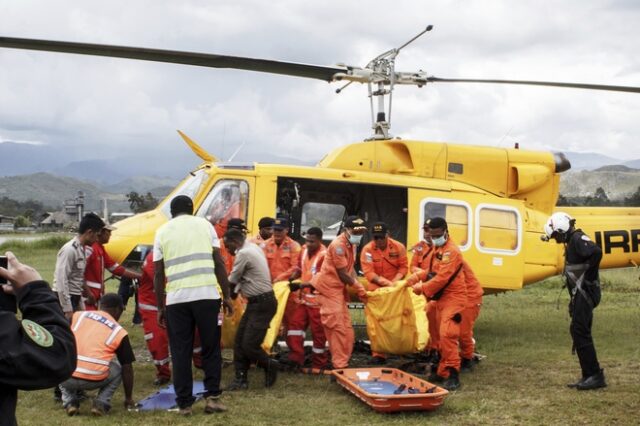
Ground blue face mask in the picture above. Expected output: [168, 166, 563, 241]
[348, 234, 363, 245]
[432, 234, 447, 247]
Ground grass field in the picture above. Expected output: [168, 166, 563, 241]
[3, 237, 640, 425]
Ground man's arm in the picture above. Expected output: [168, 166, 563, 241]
[153, 259, 166, 326]
[53, 246, 74, 318]
[213, 248, 231, 300]
[121, 363, 134, 408]
[0, 252, 77, 389]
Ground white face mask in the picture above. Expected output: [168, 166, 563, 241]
[432, 234, 447, 247]
[348, 233, 363, 245]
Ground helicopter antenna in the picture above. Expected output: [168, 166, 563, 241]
[227, 141, 246, 162]
[360, 25, 433, 140]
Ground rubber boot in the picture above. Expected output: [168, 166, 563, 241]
[427, 361, 443, 383]
[226, 370, 249, 391]
[442, 367, 461, 391]
[264, 359, 279, 388]
[460, 358, 475, 373]
[576, 369, 606, 391]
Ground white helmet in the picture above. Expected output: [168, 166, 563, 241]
[544, 212, 573, 238]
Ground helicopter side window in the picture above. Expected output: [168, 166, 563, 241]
[159, 169, 208, 218]
[423, 199, 471, 250]
[196, 179, 249, 236]
[476, 205, 521, 254]
[300, 202, 346, 242]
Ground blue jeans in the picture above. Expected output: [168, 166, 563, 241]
[60, 361, 122, 411]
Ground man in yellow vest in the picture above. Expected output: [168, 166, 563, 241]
[153, 195, 233, 416]
[59, 293, 135, 416]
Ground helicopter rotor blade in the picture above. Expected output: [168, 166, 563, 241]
[426, 76, 640, 94]
[0, 36, 348, 82]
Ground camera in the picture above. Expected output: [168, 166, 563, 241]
[0, 255, 17, 312]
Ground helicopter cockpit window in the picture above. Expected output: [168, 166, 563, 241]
[423, 200, 471, 250]
[300, 202, 346, 241]
[196, 179, 249, 237]
[476, 205, 521, 254]
[159, 169, 208, 218]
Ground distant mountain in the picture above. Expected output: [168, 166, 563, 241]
[561, 151, 624, 171]
[560, 168, 640, 199]
[104, 176, 178, 197]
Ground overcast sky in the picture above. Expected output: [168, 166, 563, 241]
[1, 0, 639, 165]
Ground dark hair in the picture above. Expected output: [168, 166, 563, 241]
[170, 195, 194, 217]
[224, 228, 246, 244]
[258, 217, 275, 229]
[99, 293, 124, 310]
[428, 216, 448, 231]
[79, 212, 105, 234]
[306, 227, 323, 239]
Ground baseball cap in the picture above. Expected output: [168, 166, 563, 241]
[273, 217, 289, 230]
[428, 217, 448, 230]
[371, 222, 388, 236]
[343, 216, 367, 231]
[227, 218, 248, 231]
[103, 223, 117, 231]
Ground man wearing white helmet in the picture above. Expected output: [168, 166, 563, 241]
[543, 212, 605, 390]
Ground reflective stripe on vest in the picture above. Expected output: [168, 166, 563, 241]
[71, 310, 127, 381]
[156, 215, 220, 295]
[86, 280, 102, 290]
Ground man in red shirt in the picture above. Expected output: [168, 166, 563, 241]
[84, 224, 141, 310]
[137, 251, 171, 385]
[263, 217, 301, 283]
[406, 217, 467, 391]
[286, 227, 328, 369]
[360, 222, 408, 364]
[312, 216, 368, 369]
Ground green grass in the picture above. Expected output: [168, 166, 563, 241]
[7, 240, 640, 425]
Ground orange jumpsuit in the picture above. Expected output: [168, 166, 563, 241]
[416, 238, 467, 378]
[263, 236, 302, 283]
[409, 241, 439, 352]
[286, 245, 328, 368]
[249, 234, 268, 250]
[361, 238, 407, 359]
[459, 260, 483, 360]
[218, 240, 235, 276]
[360, 238, 408, 291]
[312, 233, 357, 369]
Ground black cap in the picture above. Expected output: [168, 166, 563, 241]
[428, 216, 448, 230]
[170, 195, 194, 217]
[227, 218, 248, 231]
[371, 222, 388, 236]
[258, 217, 275, 229]
[344, 216, 367, 230]
[273, 217, 288, 230]
[423, 219, 432, 230]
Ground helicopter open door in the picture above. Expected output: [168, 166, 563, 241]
[408, 189, 525, 292]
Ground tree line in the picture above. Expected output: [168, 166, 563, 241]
[558, 186, 640, 207]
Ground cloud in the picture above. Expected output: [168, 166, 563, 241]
[0, 0, 639, 167]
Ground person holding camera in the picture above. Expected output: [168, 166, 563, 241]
[0, 252, 77, 425]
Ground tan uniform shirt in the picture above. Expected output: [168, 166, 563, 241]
[229, 241, 273, 297]
[52, 236, 88, 312]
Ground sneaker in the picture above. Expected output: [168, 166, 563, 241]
[178, 406, 193, 416]
[65, 404, 79, 417]
[204, 396, 227, 414]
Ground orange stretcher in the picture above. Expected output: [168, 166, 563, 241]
[332, 367, 449, 413]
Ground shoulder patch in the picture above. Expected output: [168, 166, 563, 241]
[581, 235, 591, 242]
[22, 319, 54, 348]
[365, 252, 373, 262]
[335, 247, 345, 255]
[441, 253, 451, 263]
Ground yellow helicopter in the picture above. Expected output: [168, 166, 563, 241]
[2, 26, 640, 294]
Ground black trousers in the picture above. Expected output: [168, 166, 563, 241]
[570, 291, 601, 378]
[166, 298, 222, 408]
[234, 292, 277, 372]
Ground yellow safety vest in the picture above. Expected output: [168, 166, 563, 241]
[71, 310, 127, 381]
[156, 215, 220, 295]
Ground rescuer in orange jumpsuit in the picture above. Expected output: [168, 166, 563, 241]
[286, 227, 328, 368]
[406, 217, 467, 391]
[249, 217, 275, 249]
[312, 216, 368, 369]
[409, 220, 439, 363]
[263, 217, 301, 283]
[360, 222, 408, 364]
[459, 259, 483, 371]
